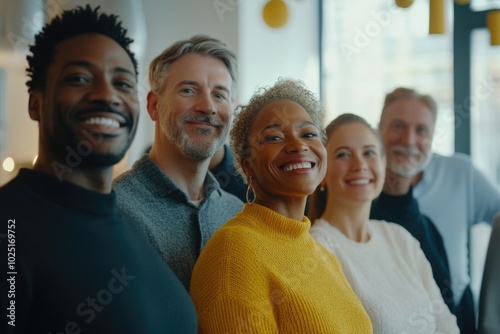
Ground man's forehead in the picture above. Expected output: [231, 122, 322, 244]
[52, 34, 135, 73]
[386, 99, 434, 120]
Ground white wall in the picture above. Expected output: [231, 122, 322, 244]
[0, 0, 320, 184]
[238, 0, 320, 103]
[0, 53, 39, 185]
[129, 0, 240, 166]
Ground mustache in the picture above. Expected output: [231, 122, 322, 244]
[391, 145, 423, 156]
[76, 104, 133, 127]
[181, 115, 224, 128]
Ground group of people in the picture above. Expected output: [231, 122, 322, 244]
[1, 5, 499, 334]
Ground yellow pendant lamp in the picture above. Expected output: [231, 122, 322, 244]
[263, 0, 289, 29]
[488, 10, 500, 46]
[429, 0, 446, 34]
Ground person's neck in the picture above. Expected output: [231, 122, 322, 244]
[412, 171, 424, 187]
[33, 154, 113, 193]
[383, 169, 414, 196]
[321, 202, 371, 243]
[149, 145, 209, 201]
[254, 195, 307, 222]
[208, 144, 225, 170]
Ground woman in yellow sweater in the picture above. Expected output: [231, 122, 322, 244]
[190, 79, 372, 333]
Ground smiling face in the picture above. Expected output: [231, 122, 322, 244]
[378, 98, 434, 178]
[243, 99, 327, 205]
[324, 122, 385, 206]
[148, 53, 232, 161]
[30, 33, 139, 168]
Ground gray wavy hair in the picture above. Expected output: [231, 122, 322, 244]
[230, 79, 325, 184]
[148, 34, 237, 100]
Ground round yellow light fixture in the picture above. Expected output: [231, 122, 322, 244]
[395, 0, 414, 8]
[263, 0, 289, 29]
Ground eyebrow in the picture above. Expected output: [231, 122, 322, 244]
[259, 121, 316, 135]
[62, 61, 135, 76]
[333, 144, 377, 152]
[177, 80, 231, 95]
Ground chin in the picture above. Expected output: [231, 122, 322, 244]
[80, 152, 126, 168]
[389, 162, 422, 178]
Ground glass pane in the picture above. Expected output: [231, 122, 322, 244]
[470, 28, 500, 185]
[471, 0, 500, 11]
[322, 0, 454, 155]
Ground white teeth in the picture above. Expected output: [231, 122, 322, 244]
[84, 117, 120, 129]
[283, 162, 312, 172]
[348, 179, 370, 185]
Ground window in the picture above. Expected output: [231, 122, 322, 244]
[322, 0, 454, 155]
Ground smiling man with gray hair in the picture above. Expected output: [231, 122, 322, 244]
[114, 35, 243, 290]
[374, 86, 500, 333]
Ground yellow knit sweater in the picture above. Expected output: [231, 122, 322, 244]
[190, 203, 372, 333]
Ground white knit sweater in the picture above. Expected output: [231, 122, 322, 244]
[311, 219, 459, 334]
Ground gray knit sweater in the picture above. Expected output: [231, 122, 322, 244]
[113, 154, 244, 289]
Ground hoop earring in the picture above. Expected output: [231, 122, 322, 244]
[246, 177, 256, 204]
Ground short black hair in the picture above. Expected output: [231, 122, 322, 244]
[26, 5, 138, 91]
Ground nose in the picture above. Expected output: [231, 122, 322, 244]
[285, 136, 308, 153]
[194, 91, 216, 115]
[352, 154, 368, 171]
[401, 128, 416, 146]
[87, 78, 121, 106]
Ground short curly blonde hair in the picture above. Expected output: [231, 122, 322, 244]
[230, 79, 325, 184]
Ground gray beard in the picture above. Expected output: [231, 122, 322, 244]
[388, 153, 431, 178]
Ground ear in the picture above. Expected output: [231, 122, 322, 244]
[28, 92, 42, 121]
[320, 178, 327, 188]
[241, 158, 255, 181]
[146, 91, 160, 121]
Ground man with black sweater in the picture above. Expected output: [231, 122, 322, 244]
[0, 6, 196, 333]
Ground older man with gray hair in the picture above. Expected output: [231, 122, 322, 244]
[375, 87, 500, 333]
[114, 35, 243, 290]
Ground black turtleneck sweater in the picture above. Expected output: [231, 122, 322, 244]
[370, 187, 455, 314]
[0, 169, 197, 333]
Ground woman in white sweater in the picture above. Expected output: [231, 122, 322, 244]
[309, 113, 459, 333]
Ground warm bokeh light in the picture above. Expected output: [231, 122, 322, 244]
[2, 157, 15, 172]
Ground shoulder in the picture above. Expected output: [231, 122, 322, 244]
[196, 219, 265, 273]
[370, 220, 421, 248]
[114, 155, 152, 189]
[207, 188, 244, 213]
[310, 218, 332, 237]
[0, 176, 21, 199]
[310, 219, 341, 250]
[430, 152, 473, 169]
